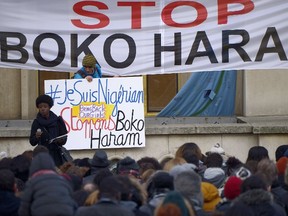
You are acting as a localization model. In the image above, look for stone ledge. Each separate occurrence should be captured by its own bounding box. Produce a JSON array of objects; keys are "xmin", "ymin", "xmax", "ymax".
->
[
  {"xmin": 145, "ymin": 123, "xmax": 253, "ymax": 134},
  {"xmin": 1, "ymin": 121, "xmax": 288, "ymax": 137}
]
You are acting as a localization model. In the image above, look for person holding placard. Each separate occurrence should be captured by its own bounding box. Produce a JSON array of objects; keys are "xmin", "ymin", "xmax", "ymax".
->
[
  {"xmin": 29, "ymin": 94, "xmax": 68, "ymax": 167},
  {"xmin": 73, "ymin": 54, "xmax": 102, "ymax": 82}
]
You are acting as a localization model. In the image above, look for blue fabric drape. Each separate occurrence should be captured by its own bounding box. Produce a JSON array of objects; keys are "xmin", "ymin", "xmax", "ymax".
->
[{"xmin": 157, "ymin": 70, "xmax": 237, "ymax": 117}]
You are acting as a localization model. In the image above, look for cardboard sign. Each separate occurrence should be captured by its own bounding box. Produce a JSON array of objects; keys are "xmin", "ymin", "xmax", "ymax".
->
[{"xmin": 44, "ymin": 77, "xmax": 145, "ymax": 150}]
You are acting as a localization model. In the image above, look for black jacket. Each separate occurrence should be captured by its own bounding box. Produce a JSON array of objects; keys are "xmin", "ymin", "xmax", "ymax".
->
[
  {"xmin": 29, "ymin": 111, "xmax": 67, "ymax": 167},
  {"xmin": 0, "ymin": 190, "xmax": 20, "ymax": 216},
  {"xmin": 75, "ymin": 198, "xmax": 135, "ymax": 216},
  {"xmin": 234, "ymin": 189, "xmax": 286, "ymax": 216}
]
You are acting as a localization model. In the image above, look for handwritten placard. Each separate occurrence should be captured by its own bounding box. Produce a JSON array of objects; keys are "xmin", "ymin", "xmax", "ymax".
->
[{"xmin": 44, "ymin": 77, "xmax": 145, "ymax": 150}]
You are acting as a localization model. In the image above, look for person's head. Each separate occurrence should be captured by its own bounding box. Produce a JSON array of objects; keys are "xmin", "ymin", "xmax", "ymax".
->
[
  {"xmin": 33, "ymin": 145, "xmax": 49, "ymax": 158},
  {"xmin": 240, "ymin": 174, "xmax": 268, "ymax": 193},
  {"xmin": 92, "ymin": 169, "xmax": 113, "ymax": 188},
  {"xmin": 154, "ymin": 191, "xmax": 196, "ymax": 216},
  {"xmin": 163, "ymin": 157, "xmax": 187, "ymax": 172},
  {"xmin": 116, "ymin": 156, "xmax": 140, "ymax": 179},
  {"xmin": 88, "ymin": 150, "xmax": 110, "ymax": 168},
  {"xmin": 204, "ymin": 153, "xmax": 223, "ymax": 168},
  {"xmin": 277, "ymin": 157, "xmax": 288, "ymax": 176},
  {"xmin": 116, "ymin": 175, "xmax": 147, "ymax": 207},
  {"xmin": 137, "ymin": 156, "xmax": 162, "ymax": 175},
  {"xmin": 29, "ymin": 152, "xmax": 56, "ymax": 177},
  {"xmin": 0, "ymin": 157, "xmax": 12, "ymax": 170},
  {"xmin": 181, "ymin": 151, "xmax": 199, "ymax": 168},
  {"xmin": 223, "ymin": 176, "xmax": 243, "ymax": 200},
  {"xmin": 256, "ymin": 158, "xmax": 278, "ymax": 186},
  {"xmin": 146, "ymin": 170, "xmax": 174, "ymax": 199},
  {"xmin": 173, "ymin": 170, "xmax": 203, "ymax": 207},
  {"xmin": 98, "ymin": 175, "xmax": 123, "ymax": 200},
  {"xmin": 140, "ymin": 168, "xmax": 156, "ymax": 184},
  {"xmin": 201, "ymin": 182, "xmax": 221, "ymax": 212},
  {"xmin": 10, "ymin": 154, "xmax": 31, "ymax": 183},
  {"xmin": 176, "ymin": 142, "xmax": 202, "ymax": 161},
  {"xmin": 82, "ymin": 54, "xmax": 96, "ymax": 73},
  {"xmin": 275, "ymin": 145, "xmax": 288, "ymax": 162},
  {"xmin": 225, "ymin": 156, "xmax": 244, "ymax": 176},
  {"xmin": 22, "ymin": 150, "xmax": 33, "ymax": 162},
  {"xmin": 246, "ymin": 146, "xmax": 269, "ymax": 163},
  {"xmin": 35, "ymin": 94, "xmax": 53, "ymax": 118},
  {"xmin": 0, "ymin": 169, "xmax": 16, "ymax": 192},
  {"xmin": 203, "ymin": 166, "xmax": 226, "ymax": 189}
]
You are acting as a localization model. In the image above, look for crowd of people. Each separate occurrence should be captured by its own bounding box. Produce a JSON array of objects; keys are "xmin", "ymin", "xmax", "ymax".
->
[{"xmin": 1, "ymin": 142, "xmax": 288, "ymax": 216}]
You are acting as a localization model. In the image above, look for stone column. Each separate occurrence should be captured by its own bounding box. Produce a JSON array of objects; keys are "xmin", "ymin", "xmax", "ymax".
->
[
  {"xmin": 21, "ymin": 69, "xmax": 38, "ymax": 119},
  {"xmin": 0, "ymin": 68, "xmax": 21, "ymax": 119}
]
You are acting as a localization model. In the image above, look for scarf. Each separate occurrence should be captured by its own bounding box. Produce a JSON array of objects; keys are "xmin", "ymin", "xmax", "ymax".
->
[{"xmin": 36, "ymin": 111, "xmax": 59, "ymax": 139}]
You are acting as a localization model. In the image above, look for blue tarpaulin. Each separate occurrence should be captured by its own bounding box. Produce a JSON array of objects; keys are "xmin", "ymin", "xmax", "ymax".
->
[{"xmin": 157, "ymin": 70, "xmax": 237, "ymax": 117}]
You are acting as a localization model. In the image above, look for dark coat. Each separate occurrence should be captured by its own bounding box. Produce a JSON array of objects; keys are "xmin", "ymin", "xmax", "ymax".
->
[
  {"xmin": 75, "ymin": 199, "xmax": 135, "ymax": 216},
  {"xmin": 18, "ymin": 153, "xmax": 77, "ymax": 216},
  {"xmin": 82, "ymin": 167, "xmax": 110, "ymax": 185},
  {"xmin": 29, "ymin": 111, "xmax": 67, "ymax": 167},
  {"xmin": 0, "ymin": 190, "xmax": 20, "ymax": 216},
  {"xmin": 271, "ymin": 182, "xmax": 288, "ymax": 215},
  {"xmin": 234, "ymin": 189, "xmax": 286, "ymax": 216},
  {"xmin": 216, "ymin": 198, "xmax": 232, "ymax": 213}
]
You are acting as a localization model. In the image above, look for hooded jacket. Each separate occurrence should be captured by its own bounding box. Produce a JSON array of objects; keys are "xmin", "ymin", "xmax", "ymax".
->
[
  {"xmin": 233, "ymin": 189, "xmax": 286, "ymax": 216},
  {"xmin": 18, "ymin": 153, "xmax": 77, "ymax": 216}
]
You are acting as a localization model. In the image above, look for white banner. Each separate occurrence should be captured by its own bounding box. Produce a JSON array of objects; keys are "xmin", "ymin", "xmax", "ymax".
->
[
  {"xmin": 44, "ymin": 77, "xmax": 145, "ymax": 150},
  {"xmin": 1, "ymin": 0, "xmax": 288, "ymax": 76}
]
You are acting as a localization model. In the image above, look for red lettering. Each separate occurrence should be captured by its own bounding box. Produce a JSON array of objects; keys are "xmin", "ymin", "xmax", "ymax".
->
[
  {"xmin": 162, "ymin": 1, "xmax": 207, "ymax": 28},
  {"xmin": 71, "ymin": 1, "xmax": 109, "ymax": 29},
  {"xmin": 218, "ymin": 0, "xmax": 254, "ymax": 24},
  {"xmin": 61, "ymin": 107, "xmax": 116, "ymax": 139},
  {"xmin": 60, "ymin": 107, "xmax": 71, "ymax": 131},
  {"xmin": 118, "ymin": 1, "xmax": 155, "ymax": 29}
]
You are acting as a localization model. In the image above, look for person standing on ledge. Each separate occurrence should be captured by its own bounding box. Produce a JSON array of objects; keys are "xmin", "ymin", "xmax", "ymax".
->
[
  {"xmin": 73, "ymin": 54, "xmax": 102, "ymax": 82},
  {"xmin": 29, "ymin": 94, "xmax": 68, "ymax": 167}
]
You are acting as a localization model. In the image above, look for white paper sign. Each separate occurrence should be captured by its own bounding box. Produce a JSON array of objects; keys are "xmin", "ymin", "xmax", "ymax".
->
[{"xmin": 44, "ymin": 77, "xmax": 145, "ymax": 150}]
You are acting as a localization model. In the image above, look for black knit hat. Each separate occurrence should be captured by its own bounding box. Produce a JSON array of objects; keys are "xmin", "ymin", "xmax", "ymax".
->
[{"xmin": 36, "ymin": 94, "xmax": 54, "ymax": 108}]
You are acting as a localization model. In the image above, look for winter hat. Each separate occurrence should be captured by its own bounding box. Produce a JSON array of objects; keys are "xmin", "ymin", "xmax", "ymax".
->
[
  {"xmin": 275, "ymin": 145, "xmax": 288, "ymax": 161},
  {"xmin": 210, "ymin": 143, "xmax": 225, "ymax": 154},
  {"xmin": 82, "ymin": 54, "xmax": 96, "ymax": 68},
  {"xmin": 224, "ymin": 176, "xmax": 243, "ymax": 200},
  {"xmin": 201, "ymin": 182, "xmax": 221, "ymax": 211},
  {"xmin": 117, "ymin": 156, "xmax": 140, "ymax": 177},
  {"xmin": 36, "ymin": 94, "xmax": 54, "ymax": 108},
  {"xmin": 0, "ymin": 151, "xmax": 8, "ymax": 160},
  {"xmin": 29, "ymin": 152, "xmax": 56, "ymax": 177},
  {"xmin": 89, "ymin": 150, "xmax": 110, "ymax": 168},
  {"xmin": 276, "ymin": 157, "xmax": 288, "ymax": 175},
  {"xmin": 169, "ymin": 163, "xmax": 198, "ymax": 178},
  {"xmin": 173, "ymin": 170, "xmax": 203, "ymax": 207},
  {"xmin": 203, "ymin": 167, "xmax": 226, "ymax": 188}
]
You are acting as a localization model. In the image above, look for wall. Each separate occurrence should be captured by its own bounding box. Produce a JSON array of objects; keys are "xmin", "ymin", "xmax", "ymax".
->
[
  {"xmin": 243, "ymin": 69, "xmax": 288, "ymax": 116},
  {"xmin": 1, "ymin": 118, "xmax": 288, "ymax": 163}
]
